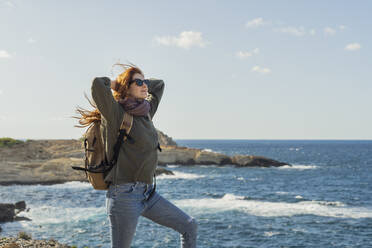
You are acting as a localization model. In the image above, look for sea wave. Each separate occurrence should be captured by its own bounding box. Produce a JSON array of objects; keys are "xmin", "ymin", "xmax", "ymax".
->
[
  {"xmin": 278, "ymin": 164, "xmax": 318, "ymax": 170},
  {"xmin": 202, "ymin": 148, "xmax": 221, "ymax": 153},
  {"xmin": 174, "ymin": 193, "xmax": 372, "ymax": 219},
  {"xmin": 236, "ymin": 177, "xmax": 262, "ymax": 181},
  {"xmin": 18, "ymin": 205, "xmax": 106, "ymax": 225},
  {"xmin": 264, "ymin": 231, "xmax": 281, "ymax": 237},
  {"xmin": 165, "ymin": 165, "xmax": 179, "ymax": 168},
  {"xmin": 157, "ymin": 171, "xmax": 205, "ymax": 180},
  {"xmin": 45, "ymin": 181, "xmax": 92, "ymax": 189}
]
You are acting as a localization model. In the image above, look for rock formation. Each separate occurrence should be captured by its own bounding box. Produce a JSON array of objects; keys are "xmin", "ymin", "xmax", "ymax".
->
[
  {"xmin": 0, "ymin": 235, "xmax": 71, "ymax": 248},
  {"xmin": 0, "ymin": 201, "xmax": 25, "ymax": 222},
  {"xmin": 0, "ymin": 201, "xmax": 30, "ymax": 233},
  {"xmin": 0, "ymin": 131, "xmax": 290, "ymax": 185}
]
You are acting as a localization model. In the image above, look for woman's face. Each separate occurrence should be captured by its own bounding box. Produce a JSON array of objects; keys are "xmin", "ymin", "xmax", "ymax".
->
[{"xmin": 127, "ymin": 73, "xmax": 148, "ymax": 100}]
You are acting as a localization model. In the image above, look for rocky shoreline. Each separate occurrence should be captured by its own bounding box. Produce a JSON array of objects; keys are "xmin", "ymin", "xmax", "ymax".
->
[
  {"xmin": 0, "ymin": 235, "xmax": 72, "ymax": 248},
  {"xmin": 0, "ymin": 133, "xmax": 291, "ymax": 243},
  {"xmin": 0, "ymin": 131, "xmax": 291, "ymax": 186},
  {"xmin": 0, "ymin": 201, "xmax": 31, "ymax": 234}
]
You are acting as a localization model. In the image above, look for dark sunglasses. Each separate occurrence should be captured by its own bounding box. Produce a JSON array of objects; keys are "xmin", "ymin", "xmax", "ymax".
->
[{"xmin": 130, "ymin": 78, "xmax": 149, "ymax": 87}]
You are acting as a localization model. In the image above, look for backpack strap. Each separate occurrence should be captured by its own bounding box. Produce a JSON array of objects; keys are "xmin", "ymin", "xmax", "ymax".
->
[
  {"xmin": 120, "ymin": 112, "xmax": 134, "ymax": 140},
  {"xmin": 112, "ymin": 112, "xmax": 133, "ymax": 185},
  {"xmin": 146, "ymin": 112, "xmax": 158, "ymax": 198}
]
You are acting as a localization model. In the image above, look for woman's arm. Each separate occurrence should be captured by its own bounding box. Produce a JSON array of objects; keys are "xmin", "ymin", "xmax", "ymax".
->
[
  {"xmin": 91, "ymin": 77, "xmax": 122, "ymax": 123},
  {"xmin": 146, "ymin": 78, "xmax": 165, "ymax": 119}
]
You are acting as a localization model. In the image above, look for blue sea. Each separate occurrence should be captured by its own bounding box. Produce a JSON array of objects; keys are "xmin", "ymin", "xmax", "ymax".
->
[{"xmin": 1, "ymin": 140, "xmax": 371, "ymax": 248}]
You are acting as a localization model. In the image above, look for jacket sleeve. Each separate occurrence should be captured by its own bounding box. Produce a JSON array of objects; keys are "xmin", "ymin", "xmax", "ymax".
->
[
  {"xmin": 91, "ymin": 77, "xmax": 122, "ymax": 124},
  {"xmin": 147, "ymin": 78, "xmax": 165, "ymax": 119}
]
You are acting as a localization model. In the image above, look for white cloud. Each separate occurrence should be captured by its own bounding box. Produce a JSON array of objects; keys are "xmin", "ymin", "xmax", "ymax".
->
[
  {"xmin": 252, "ymin": 66, "xmax": 271, "ymax": 74},
  {"xmin": 324, "ymin": 27, "xmax": 336, "ymax": 35},
  {"xmin": 245, "ymin": 17, "xmax": 266, "ymax": 28},
  {"xmin": 0, "ymin": 50, "xmax": 11, "ymax": 58},
  {"xmin": 339, "ymin": 25, "xmax": 347, "ymax": 30},
  {"xmin": 309, "ymin": 29, "xmax": 316, "ymax": 36},
  {"xmin": 345, "ymin": 43, "xmax": 361, "ymax": 51},
  {"xmin": 0, "ymin": 89, "xmax": 2, "ymax": 95},
  {"xmin": 236, "ymin": 48, "xmax": 259, "ymax": 59},
  {"xmin": 274, "ymin": 26, "xmax": 306, "ymax": 36},
  {"xmin": 2, "ymin": 1, "xmax": 15, "ymax": 8},
  {"xmin": 27, "ymin": 37, "xmax": 36, "ymax": 43},
  {"xmin": 236, "ymin": 51, "xmax": 253, "ymax": 58},
  {"xmin": 154, "ymin": 31, "xmax": 208, "ymax": 49}
]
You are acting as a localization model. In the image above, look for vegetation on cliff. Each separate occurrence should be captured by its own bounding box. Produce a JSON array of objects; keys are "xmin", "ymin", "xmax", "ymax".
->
[{"xmin": 0, "ymin": 138, "xmax": 25, "ymax": 148}]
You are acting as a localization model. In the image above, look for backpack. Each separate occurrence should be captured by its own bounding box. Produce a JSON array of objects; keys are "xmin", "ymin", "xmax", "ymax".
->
[{"xmin": 72, "ymin": 112, "xmax": 134, "ymax": 190}]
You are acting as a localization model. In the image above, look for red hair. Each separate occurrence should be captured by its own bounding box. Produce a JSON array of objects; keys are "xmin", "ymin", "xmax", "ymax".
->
[{"xmin": 73, "ymin": 62, "xmax": 143, "ymax": 128}]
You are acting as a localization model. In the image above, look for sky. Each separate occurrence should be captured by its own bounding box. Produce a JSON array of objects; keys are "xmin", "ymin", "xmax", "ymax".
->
[{"xmin": 0, "ymin": 0, "xmax": 371, "ymax": 140}]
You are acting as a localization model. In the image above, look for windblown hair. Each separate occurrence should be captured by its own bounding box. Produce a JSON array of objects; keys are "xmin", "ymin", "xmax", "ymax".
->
[{"xmin": 73, "ymin": 62, "xmax": 144, "ymax": 128}]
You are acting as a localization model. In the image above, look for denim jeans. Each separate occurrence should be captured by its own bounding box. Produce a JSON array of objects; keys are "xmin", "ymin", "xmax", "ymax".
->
[{"xmin": 106, "ymin": 181, "xmax": 198, "ymax": 248}]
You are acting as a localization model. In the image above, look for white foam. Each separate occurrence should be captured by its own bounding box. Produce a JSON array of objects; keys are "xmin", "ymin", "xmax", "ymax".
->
[
  {"xmin": 6, "ymin": 181, "xmax": 92, "ymax": 192},
  {"xmin": 45, "ymin": 181, "xmax": 92, "ymax": 189},
  {"xmin": 248, "ymin": 177, "xmax": 261, "ymax": 181},
  {"xmin": 202, "ymin": 148, "xmax": 220, "ymax": 153},
  {"xmin": 157, "ymin": 171, "xmax": 205, "ymax": 180},
  {"xmin": 291, "ymin": 228, "xmax": 308, "ymax": 233},
  {"xmin": 236, "ymin": 177, "xmax": 261, "ymax": 181},
  {"xmin": 166, "ymin": 165, "xmax": 179, "ymax": 168},
  {"xmin": 174, "ymin": 193, "xmax": 372, "ymax": 219},
  {"xmin": 18, "ymin": 205, "xmax": 106, "ymax": 225},
  {"xmin": 264, "ymin": 231, "xmax": 280, "ymax": 237},
  {"xmin": 278, "ymin": 164, "xmax": 318, "ymax": 170},
  {"xmin": 276, "ymin": 191, "xmax": 289, "ymax": 195}
]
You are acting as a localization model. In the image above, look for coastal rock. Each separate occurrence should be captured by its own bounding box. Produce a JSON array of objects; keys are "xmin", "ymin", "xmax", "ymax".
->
[
  {"xmin": 157, "ymin": 130, "xmax": 178, "ymax": 146},
  {"xmin": 195, "ymin": 150, "xmax": 232, "ymax": 165},
  {"xmin": 158, "ymin": 146, "xmax": 289, "ymax": 167},
  {"xmin": 0, "ymin": 157, "xmax": 175, "ymax": 185},
  {"xmin": 155, "ymin": 167, "xmax": 175, "ymax": 176},
  {"xmin": 158, "ymin": 146, "xmax": 234, "ymax": 165},
  {"xmin": 0, "ymin": 201, "xmax": 29, "ymax": 223},
  {"xmin": 0, "ymin": 235, "xmax": 71, "ymax": 248},
  {"xmin": 0, "ymin": 132, "xmax": 291, "ymax": 185},
  {"xmin": 232, "ymin": 155, "xmax": 288, "ymax": 167},
  {"xmin": 158, "ymin": 146, "xmax": 198, "ymax": 165}
]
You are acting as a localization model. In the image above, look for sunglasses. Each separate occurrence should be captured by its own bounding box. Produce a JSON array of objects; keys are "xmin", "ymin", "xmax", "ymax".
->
[{"xmin": 130, "ymin": 78, "xmax": 149, "ymax": 87}]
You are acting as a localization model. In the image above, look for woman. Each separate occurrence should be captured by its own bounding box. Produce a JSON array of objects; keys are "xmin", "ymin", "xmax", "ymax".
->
[{"xmin": 81, "ymin": 63, "xmax": 197, "ymax": 248}]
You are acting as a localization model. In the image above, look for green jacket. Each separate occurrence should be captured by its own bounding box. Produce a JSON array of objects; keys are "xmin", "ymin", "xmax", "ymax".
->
[{"xmin": 91, "ymin": 77, "xmax": 165, "ymax": 185}]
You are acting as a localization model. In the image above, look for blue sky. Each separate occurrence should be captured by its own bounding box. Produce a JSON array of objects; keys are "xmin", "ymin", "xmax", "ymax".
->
[{"xmin": 0, "ymin": 0, "xmax": 371, "ymax": 140}]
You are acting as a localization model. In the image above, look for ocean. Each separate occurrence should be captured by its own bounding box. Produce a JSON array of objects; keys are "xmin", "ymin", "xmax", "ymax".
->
[{"xmin": 1, "ymin": 140, "xmax": 371, "ymax": 248}]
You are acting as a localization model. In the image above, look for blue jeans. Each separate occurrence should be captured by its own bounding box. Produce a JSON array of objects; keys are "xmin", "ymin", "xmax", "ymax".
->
[{"xmin": 106, "ymin": 181, "xmax": 198, "ymax": 248}]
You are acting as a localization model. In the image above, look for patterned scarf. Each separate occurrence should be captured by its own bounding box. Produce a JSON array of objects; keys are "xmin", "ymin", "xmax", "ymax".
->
[{"xmin": 118, "ymin": 97, "xmax": 150, "ymax": 116}]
